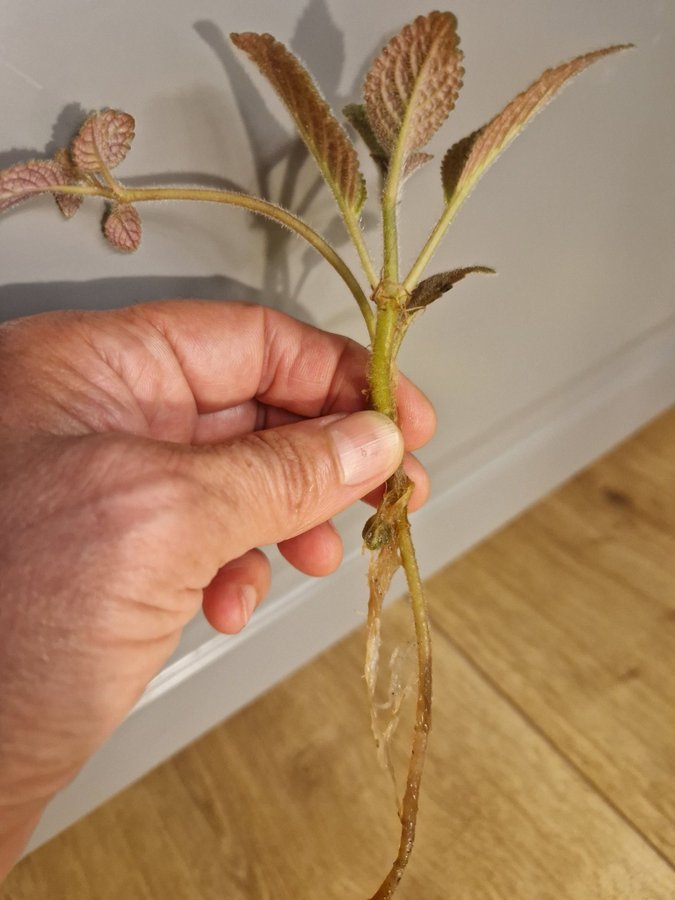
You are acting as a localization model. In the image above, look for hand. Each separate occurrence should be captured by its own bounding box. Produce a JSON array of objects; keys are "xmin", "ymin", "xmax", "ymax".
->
[{"xmin": 0, "ymin": 300, "xmax": 435, "ymax": 874}]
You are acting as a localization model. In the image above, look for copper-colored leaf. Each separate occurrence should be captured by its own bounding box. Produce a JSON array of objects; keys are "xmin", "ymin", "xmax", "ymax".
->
[
  {"xmin": 71, "ymin": 110, "xmax": 135, "ymax": 173},
  {"xmin": 231, "ymin": 32, "xmax": 366, "ymax": 214},
  {"xmin": 403, "ymin": 152, "xmax": 434, "ymax": 179},
  {"xmin": 363, "ymin": 11, "xmax": 463, "ymax": 164},
  {"xmin": 408, "ymin": 265, "xmax": 495, "ymax": 309},
  {"xmin": 344, "ymin": 103, "xmax": 388, "ymax": 172},
  {"xmin": 52, "ymin": 149, "xmax": 84, "ymax": 218},
  {"xmin": 440, "ymin": 131, "xmax": 479, "ymax": 205},
  {"xmin": 345, "ymin": 103, "xmax": 433, "ymax": 181},
  {"xmin": 103, "ymin": 203, "xmax": 141, "ymax": 252},
  {"xmin": 442, "ymin": 44, "xmax": 632, "ymax": 204},
  {"xmin": 0, "ymin": 159, "xmax": 70, "ymax": 212}
]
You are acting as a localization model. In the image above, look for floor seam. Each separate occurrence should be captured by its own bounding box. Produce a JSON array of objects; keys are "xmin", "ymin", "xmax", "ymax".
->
[{"xmin": 428, "ymin": 612, "xmax": 675, "ymax": 876}]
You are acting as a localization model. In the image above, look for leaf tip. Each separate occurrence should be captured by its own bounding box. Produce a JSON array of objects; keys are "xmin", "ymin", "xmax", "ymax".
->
[{"xmin": 71, "ymin": 109, "xmax": 135, "ymax": 173}]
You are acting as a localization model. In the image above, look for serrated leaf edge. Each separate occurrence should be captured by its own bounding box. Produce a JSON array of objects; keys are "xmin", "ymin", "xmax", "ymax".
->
[
  {"xmin": 231, "ymin": 32, "xmax": 366, "ymax": 216},
  {"xmin": 442, "ymin": 44, "xmax": 633, "ymax": 206},
  {"xmin": 408, "ymin": 265, "xmax": 496, "ymax": 309}
]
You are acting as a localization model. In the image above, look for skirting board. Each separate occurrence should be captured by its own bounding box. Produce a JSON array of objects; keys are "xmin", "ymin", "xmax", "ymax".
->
[{"xmin": 26, "ymin": 314, "xmax": 675, "ymax": 854}]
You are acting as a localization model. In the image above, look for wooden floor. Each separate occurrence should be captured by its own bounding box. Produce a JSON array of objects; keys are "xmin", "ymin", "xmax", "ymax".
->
[{"xmin": 3, "ymin": 409, "xmax": 674, "ymax": 899}]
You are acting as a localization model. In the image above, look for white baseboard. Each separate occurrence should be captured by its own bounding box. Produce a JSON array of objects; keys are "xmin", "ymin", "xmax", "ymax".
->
[{"xmin": 26, "ymin": 315, "xmax": 675, "ymax": 854}]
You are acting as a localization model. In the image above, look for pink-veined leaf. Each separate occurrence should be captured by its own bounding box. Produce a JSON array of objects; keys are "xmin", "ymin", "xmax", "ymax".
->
[
  {"xmin": 52, "ymin": 149, "xmax": 84, "ymax": 218},
  {"xmin": 103, "ymin": 203, "xmax": 141, "ymax": 252},
  {"xmin": 0, "ymin": 159, "xmax": 71, "ymax": 212},
  {"xmin": 408, "ymin": 265, "xmax": 495, "ymax": 310},
  {"xmin": 71, "ymin": 110, "xmax": 135, "ymax": 173},
  {"xmin": 231, "ymin": 31, "xmax": 366, "ymax": 215},
  {"xmin": 442, "ymin": 44, "xmax": 633, "ymax": 204},
  {"xmin": 363, "ymin": 12, "xmax": 463, "ymax": 166}
]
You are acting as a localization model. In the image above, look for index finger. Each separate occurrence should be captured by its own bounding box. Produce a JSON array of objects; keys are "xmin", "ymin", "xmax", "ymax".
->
[{"xmin": 132, "ymin": 300, "xmax": 436, "ymax": 451}]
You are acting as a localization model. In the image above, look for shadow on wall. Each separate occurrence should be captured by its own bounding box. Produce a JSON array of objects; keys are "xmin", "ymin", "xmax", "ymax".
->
[
  {"xmin": 0, "ymin": 0, "xmax": 378, "ymax": 326},
  {"xmin": 0, "ymin": 276, "xmax": 263, "ymax": 324}
]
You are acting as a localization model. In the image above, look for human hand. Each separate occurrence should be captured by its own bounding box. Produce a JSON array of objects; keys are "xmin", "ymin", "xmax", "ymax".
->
[{"xmin": 0, "ymin": 300, "xmax": 435, "ymax": 874}]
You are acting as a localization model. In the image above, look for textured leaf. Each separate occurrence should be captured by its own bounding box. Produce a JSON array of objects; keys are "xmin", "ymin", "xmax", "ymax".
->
[
  {"xmin": 0, "ymin": 159, "xmax": 70, "ymax": 212},
  {"xmin": 231, "ymin": 31, "xmax": 366, "ymax": 214},
  {"xmin": 53, "ymin": 149, "xmax": 84, "ymax": 218},
  {"xmin": 363, "ymin": 11, "xmax": 463, "ymax": 165},
  {"xmin": 71, "ymin": 110, "xmax": 135, "ymax": 173},
  {"xmin": 408, "ymin": 266, "xmax": 495, "ymax": 310},
  {"xmin": 344, "ymin": 103, "xmax": 388, "ymax": 172},
  {"xmin": 442, "ymin": 44, "xmax": 632, "ymax": 204},
  {"xmin": 103, "ymin": 203, "xmax": 141, "ymax": 252},
  {"xmin": 345, "ymin": 103, "xmax": 433, "ymax": 181},
  {"xmin": 403, "ymin": 152, "xmax": 434, "ymax": 179}
]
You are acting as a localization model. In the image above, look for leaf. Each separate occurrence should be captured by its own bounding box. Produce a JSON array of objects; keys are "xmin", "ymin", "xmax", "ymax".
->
[
  {"xmin": 71, "ymin": 109, "xmax": 135, "ymax": 173},
  {"xmin": 363, "ymin": 11, "xmax": 463, "ymax": 165},
  {"xmin": 103, "ymin": 203, "xmax": 141, "ymax": 252},
  {"xmin": 52, "ymin": 149, "xmax": 84, "ymax": 218},
  {"xmin": 231, "ymin": 31, "xmax": 366, "ymax": 214},
  {"xmin": 345, "ymin": 103, "xmax": 434, "ymax": 182},
  {"xmin": 0, "ymin": 159, "xmax": 71, "ymax": 212},
  {"xmin": 403, "ymin": 152, "xmax": 434, "ymax": 180},
  {"xmin": 344, "ymin": 103, "xmax": 388, "ymax": 172},
  {"xmin": 408, "ymin": 266, "xmax": 496, "ymax": 310},
  {"xmin": 440, "ymin": 131, "xmax": 479, "ymax": 206},
  {"xmin": 442, "ymin": 44, "xmax": 633, "ymax": 204}
]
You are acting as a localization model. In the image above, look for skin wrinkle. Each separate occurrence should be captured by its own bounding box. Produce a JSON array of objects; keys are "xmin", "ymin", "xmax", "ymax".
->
[{"xmin": 103, "ymin": 313, "xmax": 198, "ymax": 437}]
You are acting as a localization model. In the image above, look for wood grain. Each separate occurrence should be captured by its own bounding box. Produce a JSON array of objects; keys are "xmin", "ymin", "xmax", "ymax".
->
[
  {"xmin": 427, "ymin": 408, "xmax": 675, "ymax": 865},
  {"xmin": 2, "ymin": 409, "xmax": 674, "ymax": 898}
]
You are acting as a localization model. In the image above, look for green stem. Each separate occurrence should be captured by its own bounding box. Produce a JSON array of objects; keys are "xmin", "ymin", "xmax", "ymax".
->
[
  {"xmin": 403, "ymin": 191, "xmax": 464, "ymax": 292},
  {"xmin": 342, "ymin": 208, "xmax": 379, "ymax": 289},
  {"xmin": 368, "ymin": 303, "xmax": 400, "ymax": 421},
  {"xmin": 367, "ymin": 295, "xmax": 433, "ymax": 900},
  {"xmin": 381, "ymin": 156, "xmax": 404, "ymax": 283},
  {"xmin": 53, "ymin": 183, "xmax": 375, "ymax": 340}
]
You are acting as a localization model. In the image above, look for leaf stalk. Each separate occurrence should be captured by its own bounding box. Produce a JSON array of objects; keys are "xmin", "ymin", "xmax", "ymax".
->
[{"xmin": 54, "ymin": 182, "xmax": 375, "ymax": 339}]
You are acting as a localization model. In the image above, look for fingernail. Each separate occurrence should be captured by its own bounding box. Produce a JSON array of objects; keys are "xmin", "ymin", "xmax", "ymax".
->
[
  {"xmin": 327, "ymin": 411, "xmax": 403, "ymax": 486},
  {"xmin": 239, "ymin": 585, "xmax": 258, "ymax": 625}
]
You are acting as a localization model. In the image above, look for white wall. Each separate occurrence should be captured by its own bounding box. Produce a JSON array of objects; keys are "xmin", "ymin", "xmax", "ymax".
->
[{"xmin": 1, "ymin": 0, "xmax": 673, "ymax": 848}]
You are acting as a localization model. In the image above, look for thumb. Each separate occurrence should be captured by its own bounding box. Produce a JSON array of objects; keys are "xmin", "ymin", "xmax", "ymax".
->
[{"xmin": 182, "ymin": 410, "xmax": 404, "ymax": 563}]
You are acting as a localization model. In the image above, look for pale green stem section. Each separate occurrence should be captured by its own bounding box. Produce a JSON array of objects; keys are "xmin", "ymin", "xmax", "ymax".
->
[
  {"xmin": 368, "ymin": 304, "xmax": 400, "ymax": 421},
  {"xmin": 53, "ymin": 183, "xmax": 375, "ymax": 340},
  {"xmin": 367, "ymin": 289, "xmax": 433, "ymax": 899},
  {"xmin": 403, "ymin": 191, "xmax": 465, "ymax": 292},
  {"xmin": 342, "ymin": 208, "xmax": 379, "ymax": 290},
  {"xmin": 381, "ymin": 150, "xmax": 405, "ymax": 282}
]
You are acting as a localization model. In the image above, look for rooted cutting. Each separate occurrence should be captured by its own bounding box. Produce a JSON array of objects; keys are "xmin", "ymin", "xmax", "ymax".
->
[{"xmin": 0, "ymin": 12, "xmax": 631, "ymax": 897}]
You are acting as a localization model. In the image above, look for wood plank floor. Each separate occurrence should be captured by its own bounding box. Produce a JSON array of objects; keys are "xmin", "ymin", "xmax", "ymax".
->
[{"xmin": 2, "ymin": 409, "xmax": 674, "ymax": 899}]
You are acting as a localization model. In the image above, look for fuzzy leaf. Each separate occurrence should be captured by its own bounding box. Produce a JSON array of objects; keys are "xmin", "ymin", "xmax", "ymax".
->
[
  {"xmin": 442, "ymin": 44, "xmax": 632, "ymax": 204},
  {"xmin": 403, "ymin": 152, "xmax": 434, "ymax": 179},
  {"xmin": 408, "ymin": 265, "xmax": 495, "ymax": 310},
  {"xmin": 345, "ymin": 103, "xmax": 433, "ymax": 181},
  {"xmin": 363, "ymin": 11, "xmax": 463, "ymax": 165},
  {"xmin": 0, "ymin": 159, "xmax": 71, "ymax": 212},
  {"xmin": 52, "ymin": 149, "xmax": 84, "ymax": 218},
  {"xmin": 344, "ymin": 103, "xmax": 388, "ymax": 172},
  {"xmin": 103, "ymin": 203, "xmax": 141, "ymax": 252},
  {"xmin": 231, "ymin": 31, "xmax": 366, "ymax": 214},
  {"xmin": 71, "ymin": 110, "xmax": 135, "ymax": 173}
]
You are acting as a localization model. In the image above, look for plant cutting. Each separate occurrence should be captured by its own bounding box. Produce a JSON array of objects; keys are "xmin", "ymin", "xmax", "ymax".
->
[{"xmin": 0, "ymin": 11, "xmax": 631, "ymax": 898}]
